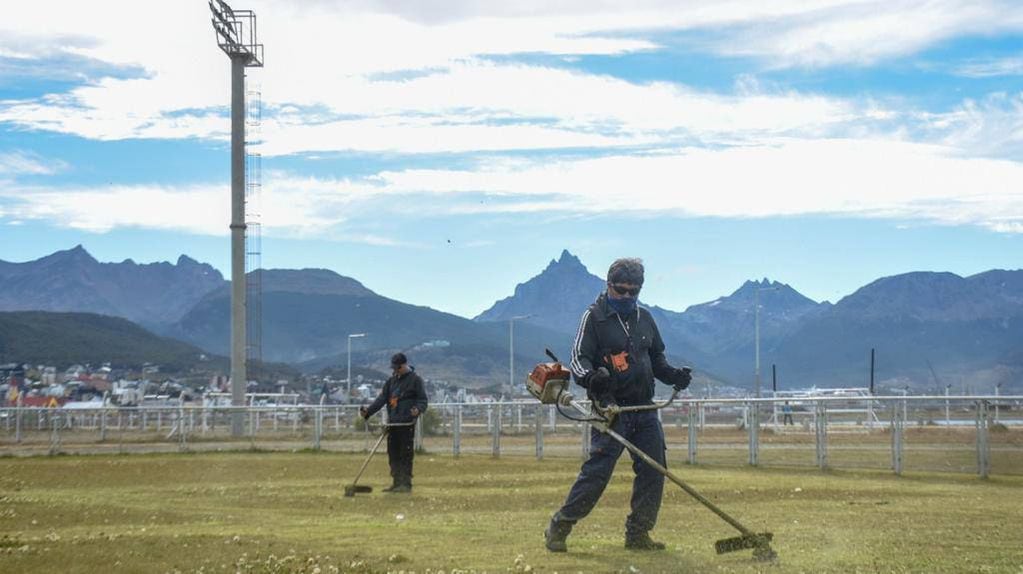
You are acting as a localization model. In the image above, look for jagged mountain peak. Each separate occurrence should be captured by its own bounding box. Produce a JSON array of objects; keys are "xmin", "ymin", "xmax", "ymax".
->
[
  {"xmin": 42, "ymin": 244, "xmax": 97, "ymax": 265},
  {"xmin": 712, "ymin": 278, "xmax": 818, "ymax": 311},
  {"xmin": 474, "ymin": 251, "xmax": 604, "ymax": 332},
  {"xmin": 550, "ymin": 249, "xmax": 584, "ymax": 268}
]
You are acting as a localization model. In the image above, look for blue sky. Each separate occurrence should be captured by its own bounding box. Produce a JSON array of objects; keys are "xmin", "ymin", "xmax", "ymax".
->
[{"xmin": 1, "ymin": 1, "xmax": 1022, "ymax": 318}]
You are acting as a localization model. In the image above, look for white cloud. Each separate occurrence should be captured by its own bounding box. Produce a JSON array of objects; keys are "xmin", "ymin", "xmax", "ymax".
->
[
  {"xmin": 1, "ymin": 1, "xmax": 1022, "ymax": 239},
  {"xmin": 4, "ymin": 138, "xmax": 1021, "ymax": 236},
  {"xmin": 712, "ymin": 1, "xmax": 1023, "ymax": 68},
  {"xmin": 0, "ymin": 151, "xmax": 64, "ymax": 176},
  {"xmin": 1, "ymin": 59, "xmax": 868, "ymax": 154},
  {"xmin": 2, "ymin": 0, "xmax": 1020, "ymax": 151},
  {"xmin": 915, "ymin": 92, "xmax": 1023, "ymax": 159},
  {"xmin": 952, "ymin": 56, "xmax": 1023, "ymax": 78}
]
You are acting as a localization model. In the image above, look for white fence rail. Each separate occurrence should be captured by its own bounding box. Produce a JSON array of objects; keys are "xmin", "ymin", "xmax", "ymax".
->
[{"xmin": 2, "ymin": 396, "xmax": 1020, "ymax": 477}]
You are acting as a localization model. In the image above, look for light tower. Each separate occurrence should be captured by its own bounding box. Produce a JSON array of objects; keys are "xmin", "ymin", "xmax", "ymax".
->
[{"xmin": 209, "ymin": 0, "xmax": 263, "ymax": 436}]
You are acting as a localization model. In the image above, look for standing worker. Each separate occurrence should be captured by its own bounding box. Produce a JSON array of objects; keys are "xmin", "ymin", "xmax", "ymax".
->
[
  {"xmin": 545, "ymin": 258, "xmax": 692, "ymax": 552},
  {"xmin": 360, "ymin": 353, "xmax": 429, "ymax": 493}
]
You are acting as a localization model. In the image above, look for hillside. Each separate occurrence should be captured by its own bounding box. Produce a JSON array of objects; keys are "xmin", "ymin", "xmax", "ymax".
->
[
  {"xmin": 0, "ymin": 311, "xmax": 213, "ymax": 371},
  {"xmin": 173, "ymin": 268, "xmax": 574, "ymax": 386}
]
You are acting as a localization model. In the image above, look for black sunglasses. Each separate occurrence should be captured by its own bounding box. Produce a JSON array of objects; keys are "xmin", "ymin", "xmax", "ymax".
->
[{"xmin": 610, "ymin": 283, "xmax": 641, "ymax": 297}]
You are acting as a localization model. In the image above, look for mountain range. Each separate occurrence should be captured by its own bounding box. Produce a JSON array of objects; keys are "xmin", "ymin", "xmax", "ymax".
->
[
  {"xmin": 0, "ymin": 245, "xmax": 224, "ymax": 329},
  {"xmin": 1, "ymin": 246, "xmax": 1020, "ymax": 391}
]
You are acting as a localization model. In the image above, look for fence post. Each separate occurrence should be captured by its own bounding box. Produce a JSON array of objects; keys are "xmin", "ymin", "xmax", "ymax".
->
[
  {"xmin": 581, "ymin": 422, "xmax": 590, "ymax": 461},
  {"xmin": 517, "ymin": 404, "xmax": 522, "ymax": 432},
  {"xmin": 49, "ymin": 415, "xmax": 61, "ymax": 455},
  {"xmin": 178, "ymin": 403, "xmax": 187, "ymax": 451},
  {"xmin": 492, "ymin": 405, "xmax": 502, "ymax": 458},
  {"xmin": 453, "ymin": 405, "xmax": 462, "ymax": 458},
  {"xmin": 687, "ymin": 403, "xmax": 697, "ymax": 464},
  {"xmin": 15, "ymin": 398, "xmax": 23, "ymax": 443},
  {"xmin": 535, "ymin": 405, "xmax": 544, "ymax": 460},
  {"xmin": 549, "ymin": 405, "xmax": 556, "ymax": 432},
  {"xmin": 976, "ymin": 401, "xmax": 990, "ymax": 479},
  {"xmin": 99, "ymin": 407, "xmax": 107, "ymax": 442},
  {"xmin": 414, "ymin": 416, "xmax": 424, "ymax": 453},
  {"xmin": 314, "ymin": 408, "xmax": 322, "ymax": 451},
  {"xmin": 748, "ymin": 400, "xmax": 759, "ymax": 466},
  {"xmin": 891, "ymin": 398, "xmax": 903, "ymax": 476},
  {"xmin": 815, "ymin": 400, "xmax": 828, "ymax": 470}
]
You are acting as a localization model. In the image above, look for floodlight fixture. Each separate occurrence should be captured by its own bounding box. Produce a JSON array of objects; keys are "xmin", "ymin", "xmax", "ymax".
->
[{"xmin": 209, "ymin": 0, "xmax": 263, "ymax": 67}]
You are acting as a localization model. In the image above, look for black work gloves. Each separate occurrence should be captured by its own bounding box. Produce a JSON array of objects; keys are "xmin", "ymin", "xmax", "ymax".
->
[
  {"xmin": 586, "ymin": 367, "xmax": 615, "ymax": 408},
  {"xmin": 671, "ymin": 367, "xmax": 693, "ymax": 391},
  {"xmin": 587, "ymin": 367, "xmax": 612, "ymax": 392},
  {"xmin": 359, "ymin": 406, "xmax": 369, "ymax": 419}
]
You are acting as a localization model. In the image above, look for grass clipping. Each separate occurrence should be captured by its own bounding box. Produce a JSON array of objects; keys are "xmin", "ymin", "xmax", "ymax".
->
[{"xmin": 0, "ymin": 452, "xmax": 1021, "ymax": 573}]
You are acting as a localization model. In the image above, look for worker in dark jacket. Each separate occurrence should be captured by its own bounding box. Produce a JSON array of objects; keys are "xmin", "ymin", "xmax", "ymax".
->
[
  {"xmin": 545, "ymin": 258, "xmax": 692, "ymax": 552},
  {"xmin": 360, "ymin": 353, "xmax": 428, "ymax": 493}
]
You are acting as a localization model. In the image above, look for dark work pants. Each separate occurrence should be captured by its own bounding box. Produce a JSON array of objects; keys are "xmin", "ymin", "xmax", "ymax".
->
[
  {"xmin": 554, "ymin": 410, "xmax": 666, "ymax": 536},
  {"xmin": 387, "ymin": 425, "xmax": 416, "ymax": 487}
]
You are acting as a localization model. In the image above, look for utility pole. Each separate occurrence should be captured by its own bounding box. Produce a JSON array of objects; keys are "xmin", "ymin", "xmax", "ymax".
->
[{"xmin": 209, "ymin": 0, "xmax": 264, "ymax": 436}]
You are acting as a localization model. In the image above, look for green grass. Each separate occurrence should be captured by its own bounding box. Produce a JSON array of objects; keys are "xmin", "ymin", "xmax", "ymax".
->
[{"xmin": 1, "ymin": 451, "xmax": 1022, "ymax": 573}]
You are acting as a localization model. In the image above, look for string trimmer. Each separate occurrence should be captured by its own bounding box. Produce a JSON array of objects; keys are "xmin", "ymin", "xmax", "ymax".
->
[
  {"xmin": 343, "ymin": 421, "xmax": 415, "ymax": 497},
  {"xmin": 527, "ymin": 349, "xmax": 778, "ymax": 562}
]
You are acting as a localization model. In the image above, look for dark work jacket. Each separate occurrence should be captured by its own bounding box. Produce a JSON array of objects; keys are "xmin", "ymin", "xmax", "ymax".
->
[
  {"xmin": 365, "ymin": 369, "xmax": 429, "ymax": 423},
  {"xmin": 569, "ymin": 292, "xmax": 676, "ymax": 406}
]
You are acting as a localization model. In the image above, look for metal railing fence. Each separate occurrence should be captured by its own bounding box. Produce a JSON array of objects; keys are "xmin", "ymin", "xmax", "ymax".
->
[{"xmin": 2, "ymin": 396, "xmax": 1020, "ymax": 478}]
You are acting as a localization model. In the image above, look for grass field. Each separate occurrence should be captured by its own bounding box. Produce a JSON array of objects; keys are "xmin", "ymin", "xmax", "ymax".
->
[{"xmin": 1, "ymin": 450, "xmax": 1022, "ymax": 573}]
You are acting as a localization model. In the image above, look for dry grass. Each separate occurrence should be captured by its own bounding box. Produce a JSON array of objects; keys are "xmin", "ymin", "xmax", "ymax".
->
[{"xmin": 1, "ymin": 449, "xmax": 1022, "ymax": 573}]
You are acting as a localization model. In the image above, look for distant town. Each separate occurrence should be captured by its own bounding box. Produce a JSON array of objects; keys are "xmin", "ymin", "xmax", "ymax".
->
[{"xmin": 0, "ymin": 359, "xmax": 557, "ymax": 409}]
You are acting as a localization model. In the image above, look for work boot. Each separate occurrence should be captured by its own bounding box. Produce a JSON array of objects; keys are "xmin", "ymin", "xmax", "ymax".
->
[
  {"xmin": 381, "ymin": 483, "xmax": 399, "ymax": 493},
  {"xmin": 625, "ymin": 531, "xmax": 666, "ymax": 551},
  {"xmin": 544, "ymin": 517, "xmax": 573, "ymax": 552}
]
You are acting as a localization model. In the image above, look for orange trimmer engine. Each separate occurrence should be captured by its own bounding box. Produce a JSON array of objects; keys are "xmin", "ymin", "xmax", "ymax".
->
[{"xmin": 526, "ymin": 349, "xmax": 572, "ymax": 404}]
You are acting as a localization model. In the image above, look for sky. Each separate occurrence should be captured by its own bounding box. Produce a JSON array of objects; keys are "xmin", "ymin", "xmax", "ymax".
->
[{"xmin": 1, "ymin": 0, "xmax": 1022, "ymax": 318}]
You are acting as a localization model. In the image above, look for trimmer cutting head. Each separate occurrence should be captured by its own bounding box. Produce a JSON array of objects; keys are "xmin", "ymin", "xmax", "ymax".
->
[
  {"xmin": 343, "ymin": 485, "xmax": 373, "ymax": 497},
  {"xmin": 715, "ymin": 532, "xmax": 777, "ymax": 562}
]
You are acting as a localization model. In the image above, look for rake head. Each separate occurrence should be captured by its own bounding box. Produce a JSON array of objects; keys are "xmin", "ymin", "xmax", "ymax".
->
[
  {"xmin": 343, "ymin": 485, "xmax": 373, "ymax": 497},
  {"xmin": 715, "ymin": 532, "xmax": 777, "ymax": 562}
]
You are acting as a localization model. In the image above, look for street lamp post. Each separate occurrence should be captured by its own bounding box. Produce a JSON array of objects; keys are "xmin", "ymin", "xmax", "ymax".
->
[
  {"xmin": 509, "ymin": 315, "xmax": 532, "ymax": 396},
  {"xmin": 347, "ymin": 333, "xmax": 367, "ymax": 399},
  {"xmin": 754, "ymin": 286, "xmax": 778, "ymax": 399}
]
